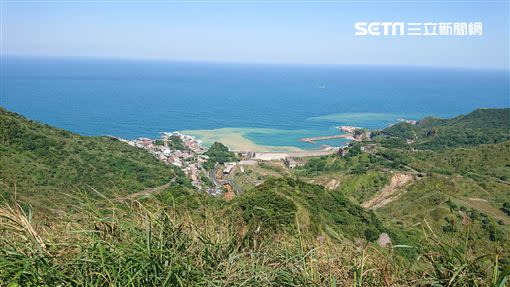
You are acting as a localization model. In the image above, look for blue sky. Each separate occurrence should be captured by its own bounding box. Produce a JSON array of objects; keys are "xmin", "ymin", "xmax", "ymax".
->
[{"xmin": 1, "ymin": 1, "xmax": 509, "ymax": 69}]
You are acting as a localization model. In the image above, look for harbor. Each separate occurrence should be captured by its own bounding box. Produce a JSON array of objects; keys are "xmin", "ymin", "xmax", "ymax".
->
[{"xmin": 298, "ymin": 125, "xmax": 369, "ymax": 144}]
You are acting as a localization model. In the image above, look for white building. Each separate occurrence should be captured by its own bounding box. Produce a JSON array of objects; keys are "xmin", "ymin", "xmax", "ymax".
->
[{"xmin": 223, "ymin": 162, "xmax": 236, "ymax": 175}]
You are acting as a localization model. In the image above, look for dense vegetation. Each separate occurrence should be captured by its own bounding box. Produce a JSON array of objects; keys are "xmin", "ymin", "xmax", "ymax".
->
[
  {"xmin": 170, "ymin": 135, "xmax": 186, "ymax": 150},
  {"xmin": 0, "ymin": 108, "xmax": 176, "ymax": 209},
  {"xmin": 378, "ymin": 108, "xmax": 510, "ymax": 150},
  {"xmin": 296, "ymin": 150, "xmax": 394, "ymax": 177},
  {"xmin": 236, "ymin": 177, "xmax": 390, "ymax": 241},
  {"xmin": 0, "ymin": 108, "xmax": 509, "ymax": 286},
  {"xmin": 1, "ymin": 176, "xmax": 506, "ymax": 286},
  {"xmin": 203, "ymin": 141, "xmax": 238, "ymax": 170},
  {"xmin": 156, "ymin": 134, "xmax": 186, "ymax": 150},
  {"xmin": 291, "ymin": 109, "xmax": 510, "ymax": 282}
]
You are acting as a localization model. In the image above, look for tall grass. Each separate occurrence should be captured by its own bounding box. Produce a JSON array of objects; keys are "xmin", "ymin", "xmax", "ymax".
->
[
  {"xmin": 413, "ymin": 220, "xmax": 508, "ymax": 287},
  {"xmin": 0, "ymin": 194, "xmax": 507, "ymax": 286}
]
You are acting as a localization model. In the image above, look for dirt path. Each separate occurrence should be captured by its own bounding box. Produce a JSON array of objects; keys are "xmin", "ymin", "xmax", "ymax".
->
[
  {"xmin": 362, "ymin": 173, "xmax": 414, "ymax": 209},
  {"xmin": 467, "ymin": 197, "xmax": 488, "ymax": 202},
  {"xmin": 455, "ymin": 197, "xmax": 510, "ymax": 225},
  {"xmin": 115, "ymin": 181, "xmax": 173, "ymax": 202},
  {"xmin": 325, "ymin": 179, "xmax": 340, "ymax": 190}
]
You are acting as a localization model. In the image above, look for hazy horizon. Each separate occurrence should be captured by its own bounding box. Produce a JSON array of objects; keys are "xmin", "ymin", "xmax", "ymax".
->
[
  {"xmin": 2, "ymin": 55, "xmax": 509, "ymax": 72},
  {"xmin": 2, "ymin": 1, "xmax": 509, "ymax": 69}
]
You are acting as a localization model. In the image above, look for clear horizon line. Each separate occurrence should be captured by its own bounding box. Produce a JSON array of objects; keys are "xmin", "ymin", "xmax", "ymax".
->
[{"xmin": 1, "ymin": 54, "xmax": 509, "ymax": 72}]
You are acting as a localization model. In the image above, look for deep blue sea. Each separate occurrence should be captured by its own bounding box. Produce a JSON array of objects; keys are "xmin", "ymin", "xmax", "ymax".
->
[{"xmin": 2, "ymin": 57, "xmax": 509, "ymax": 150}]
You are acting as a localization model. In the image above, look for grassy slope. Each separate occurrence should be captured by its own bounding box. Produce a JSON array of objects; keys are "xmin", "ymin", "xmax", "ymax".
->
[
  {"xmin": 0, "ymin": 108, "xmax": 176, "ymax": 208},
  {"xmin": 0, "ymin": 108, "xmax": 509, "ymax": 285},
  {"xmin": 0, "ymin": 177, "xmax": 421, "ymax": 286},
  {"xmin": 376, "ymin": 141, "xmax": 510, "ymax": 207},
  {"xmin": 380, "ymin": 108, "xmax": 510, "ymax": 150},
  {"xmin": 235, "ymin": 177, "xmax": 389, "ymax": 241},
  {"xmin": 377, "ymin": 141, "xmax": 510, "ymax": 242},
  {"xmin": 1, "ymin": 175, "xmax": 504, "ymax": 286},
  {"xmin": 293, "ymin": 113, "xmax": 510, "ymax": 261},
  {"xmin": 370, "ymin": 109, "xmax": 510, "ymax": 220},
  {"xmin": 410, "ymin": 141, "xmax": 510, "ymax": 181}
]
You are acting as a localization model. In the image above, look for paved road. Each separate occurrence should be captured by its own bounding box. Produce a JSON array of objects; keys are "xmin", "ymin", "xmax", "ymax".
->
[{"xmin": 210, "ymin": 166, "xmax": 243, "ymax": 195}]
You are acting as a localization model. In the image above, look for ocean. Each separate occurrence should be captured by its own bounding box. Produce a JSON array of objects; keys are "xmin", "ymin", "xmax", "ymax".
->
[{"xmin": 2, "ymin": 56, "xmax": 509, "ymax": 151}]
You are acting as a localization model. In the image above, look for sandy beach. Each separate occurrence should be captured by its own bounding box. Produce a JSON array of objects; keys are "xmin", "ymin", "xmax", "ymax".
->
[
  {"xmin": 252, "ymin": 149, "xmax": 338, "ymax": 160},
  {"xmin": 178, "ymin": 127, "xmax": 304, "ymax": 152}
]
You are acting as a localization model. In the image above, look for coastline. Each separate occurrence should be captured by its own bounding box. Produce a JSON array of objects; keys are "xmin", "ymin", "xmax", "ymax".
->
[
  {"xmin": 178, "ymin": 125, "xmax": 364, "ymax": 155},
  {"xmin": 178, "ymin": 127, "xmax": 304, "ymax": 153},
  {"xmin": 251, "ymin": 148, "xmax": 339, "ymax": 161}
]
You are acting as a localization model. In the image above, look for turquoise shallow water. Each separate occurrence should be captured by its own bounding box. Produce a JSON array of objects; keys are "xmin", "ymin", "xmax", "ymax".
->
[{"xmin": 2, "ymin": 57, "xmax": 509, "ymax": 150}]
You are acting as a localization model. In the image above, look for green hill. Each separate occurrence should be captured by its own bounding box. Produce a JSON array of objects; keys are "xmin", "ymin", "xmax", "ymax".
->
[
  {"xmin": 236, "ymin": 177, "xmax": 394, "ymax": 242},
  {"xmin": 0, "ymin": 176, "xmax": 419, "ymax": 286},
  {"xmin": 379, "ymin": 108, "xmax": 510, "ymax": 150},
  {"xmin": 203, "ymin": 141, "xmax": 238, "ymax": 170},
  {"xmin": 0, "ymin": 108, "xmax": 176, "ymax": 208},
  {"xmin": 0, "ymin": 108, "xmax": 509, "ymax": 286}
]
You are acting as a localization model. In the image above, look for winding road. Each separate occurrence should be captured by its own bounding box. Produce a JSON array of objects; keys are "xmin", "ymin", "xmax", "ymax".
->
[{"xmin": 210, "ymin": 166, "xmax": 243, "ymax": 195}]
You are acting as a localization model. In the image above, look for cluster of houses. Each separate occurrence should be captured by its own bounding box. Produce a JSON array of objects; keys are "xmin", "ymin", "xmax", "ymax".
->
[
  {"xmin": 119, "ymin": 129, "xmax": 380, "ymax": 196},
  {"xmin": 120, "ymin": 133, "xmax": 260, "ymax": 196},
  {"xmin": 120, "ymin": 132, "xmax": 209, "ymax": 189}
]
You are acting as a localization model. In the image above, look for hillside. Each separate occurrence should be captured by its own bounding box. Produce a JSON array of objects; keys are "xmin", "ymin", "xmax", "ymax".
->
[
  {"xmin": 0, "ymin": 108, "xmax": 177, "ymax": 209},
  {"xmin": 0, "ymin": 108, "xmax": 509, "ymax": 286},
  {"xmin": 203, "ymin": 141, "xmax": 238, "ymax": 170},
  {"xmin": 236, "ymin": 177, "xmax": 397, "ymax": 242},
  {"xmin": 0, "ymin": 177, "xmax": 419, "ymax": 286},
  {"xmin": 378, "ymin": 108, "xmax": 510, "ymax": 150}
]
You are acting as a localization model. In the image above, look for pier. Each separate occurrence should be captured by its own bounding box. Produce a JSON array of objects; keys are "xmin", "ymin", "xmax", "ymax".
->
[{"xmin": 299, "ymin": 134, "xmax": 354, "ymax": 144}]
